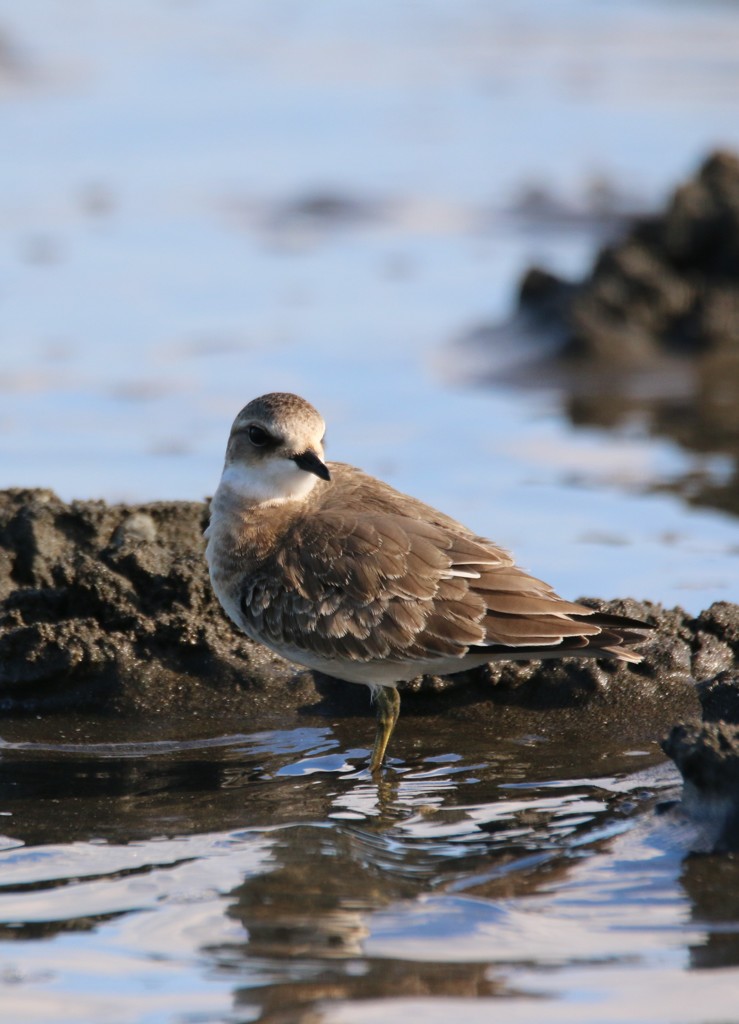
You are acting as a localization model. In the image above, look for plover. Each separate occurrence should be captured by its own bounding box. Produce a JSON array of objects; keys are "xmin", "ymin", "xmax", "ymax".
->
[{"xmin": 205, "ymin": 392, "xmax": 651, "ymax": 772}]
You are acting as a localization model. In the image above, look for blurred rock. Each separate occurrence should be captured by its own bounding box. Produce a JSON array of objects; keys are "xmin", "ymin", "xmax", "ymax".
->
[
  {"xmin": 542, "ymin": 151, "xmax": 739, "ymax": 364},
  {"xmin": 225, "ymin": 189, "xmax": 387, "ymax": 251},
  {"xmin": 463, "ymin": 151, "xmax": 739, "ymax": 516}
]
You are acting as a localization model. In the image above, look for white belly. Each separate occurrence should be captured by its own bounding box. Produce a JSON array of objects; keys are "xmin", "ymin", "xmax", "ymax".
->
[{"xmin": 248, "ymin": 634, "xmax": 495, "ymax": 688}]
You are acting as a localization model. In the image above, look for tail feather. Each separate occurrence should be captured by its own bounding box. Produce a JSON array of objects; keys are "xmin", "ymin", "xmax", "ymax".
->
[{"xmin": 480, "ymin": 609, "xmax": 652, "ymax": 664}]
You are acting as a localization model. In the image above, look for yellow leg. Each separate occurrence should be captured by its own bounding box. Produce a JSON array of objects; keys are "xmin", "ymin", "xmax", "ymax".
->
[{"xmin": 369, "ymin": 686, "xmax": 401, "ymax": 773}]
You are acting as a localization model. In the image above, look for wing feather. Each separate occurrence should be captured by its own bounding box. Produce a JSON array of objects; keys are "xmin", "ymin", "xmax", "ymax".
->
[{"xmin": 240, "ymin": 476, "xmax": 649, "ymax": 673}]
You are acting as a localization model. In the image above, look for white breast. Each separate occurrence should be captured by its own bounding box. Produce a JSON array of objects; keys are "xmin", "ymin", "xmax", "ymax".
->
[{"xmin": 219, "ymin": 459, "xmax": 318, "ymax": 505}]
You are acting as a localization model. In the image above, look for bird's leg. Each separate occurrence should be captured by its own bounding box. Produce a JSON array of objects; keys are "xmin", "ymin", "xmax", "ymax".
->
[{"xmin": 369, "ymin": 685, "xmax": 401, "ymax": 773}]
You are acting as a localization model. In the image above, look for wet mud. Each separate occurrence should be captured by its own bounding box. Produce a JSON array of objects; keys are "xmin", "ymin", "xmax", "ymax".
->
[
  {"xmin": 0, "ymin": 488, "xmax": 301, "ymax": 716},
  {"xmin": 1, "ymin": 486, "xmax": 737, "ymax": 848}
]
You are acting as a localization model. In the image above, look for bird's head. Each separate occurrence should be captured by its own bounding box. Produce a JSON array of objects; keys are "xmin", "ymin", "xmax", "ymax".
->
[{"xmin": 220, "ymin": 392, "xmax": 330, "ymax": 505}]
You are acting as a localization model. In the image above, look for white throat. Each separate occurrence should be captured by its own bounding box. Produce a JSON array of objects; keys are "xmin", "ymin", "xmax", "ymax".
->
[{"xmin": 218, "ymin": 458, "xmax": 319, "ymax": 506}]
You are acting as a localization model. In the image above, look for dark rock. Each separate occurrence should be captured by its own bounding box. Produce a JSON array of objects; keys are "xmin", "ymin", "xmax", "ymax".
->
[
  {"xmin": 659, "ymin": 604, "xmax": 739, "ymax": 852},
  {"xmin": 694, "ymin": 600, "xmax": 739, "ymax": 649},
  {"xmin": 662, "ymin": 721, "xmax": 739, "ymax": 852},
  {"xmin": 699, "ymin": 671, "xmax": 739, "ymax": 724},
  {"xmin": 518, "ymin": 266, "xmax": 576, "ymax": 322},
  {"xmin": 691, "ymin": 631, "xmax": 736, "ymax": 683}
]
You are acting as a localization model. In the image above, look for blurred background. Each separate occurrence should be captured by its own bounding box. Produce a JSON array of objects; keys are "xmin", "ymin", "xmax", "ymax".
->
[{"xmin": 1, "ymin": 0, "xmax": 738, "ymax": 610}]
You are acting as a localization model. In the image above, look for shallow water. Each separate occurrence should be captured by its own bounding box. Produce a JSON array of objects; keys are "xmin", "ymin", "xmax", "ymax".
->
[
  {"xmin": 1, "ymin": 693, "xmax": 738, "ymax": 1024},
  {"xmin": 3, "ymin": 711, "xmax": 736, "ymax": 1024},
  {"xmin": 1, "ymin": 2, "xmax": 739, "ymax": 1021}
]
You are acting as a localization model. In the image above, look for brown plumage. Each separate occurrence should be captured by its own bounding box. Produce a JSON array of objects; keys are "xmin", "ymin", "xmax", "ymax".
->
[{"xmin": 205, "ymin": 393, "xmax": 652, "ymax": 771}]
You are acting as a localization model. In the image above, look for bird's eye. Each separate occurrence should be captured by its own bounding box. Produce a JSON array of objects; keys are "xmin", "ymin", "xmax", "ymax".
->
[{"xmin": 248, "ymin": 425, "xmax": 270, "ymax": 447}]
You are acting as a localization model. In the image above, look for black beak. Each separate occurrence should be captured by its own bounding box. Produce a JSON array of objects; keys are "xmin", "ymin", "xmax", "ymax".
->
[{"xmin": 293, "ymin": 449, "xmax": 331, "ymax": 481}]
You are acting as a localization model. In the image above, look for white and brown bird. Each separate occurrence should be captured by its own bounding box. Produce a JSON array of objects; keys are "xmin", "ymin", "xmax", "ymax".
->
[{"xmin": 205, "ymin": 392, "xmax": 651, "ymax": 771}]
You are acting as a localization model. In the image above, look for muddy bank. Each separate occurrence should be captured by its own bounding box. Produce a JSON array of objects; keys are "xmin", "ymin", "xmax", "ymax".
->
[
  {"xmin": 462, "ymin": 150, "xmax": 739, "ymax": 516},
  {"xmin": 0, "ymin": 486, "xmax": 733, "ymax": 717},
  {"xmin": 0, "ymin": 488, "xmax": 302, "ymax": 716}
]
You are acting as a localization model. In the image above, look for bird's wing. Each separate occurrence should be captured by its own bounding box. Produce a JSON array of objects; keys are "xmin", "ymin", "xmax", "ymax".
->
[{"xmin": 241, "ymin": 511, "xmax": 647, "ymax": 666}]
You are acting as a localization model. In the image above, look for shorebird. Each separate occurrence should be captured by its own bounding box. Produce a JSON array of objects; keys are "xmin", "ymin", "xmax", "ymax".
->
[{"xmin": 205, "ymin": 392, "xmax": 650, "ymax": 772}]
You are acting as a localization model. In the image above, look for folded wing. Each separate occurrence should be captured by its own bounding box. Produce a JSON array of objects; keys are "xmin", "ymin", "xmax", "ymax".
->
[{"xmin": 241, "ymin": 509, "xmax": 650, "ymax": 667}]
